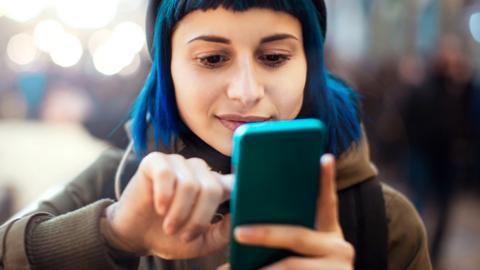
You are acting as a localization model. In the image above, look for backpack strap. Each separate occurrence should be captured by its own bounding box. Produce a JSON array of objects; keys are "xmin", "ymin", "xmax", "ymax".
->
[{"xmin": 338, "ymin": 177, "xmax": 388, "ymax": 270}]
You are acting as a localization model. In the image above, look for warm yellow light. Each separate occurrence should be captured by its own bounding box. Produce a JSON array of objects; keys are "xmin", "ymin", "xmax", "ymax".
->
[
  {"xmin": 93, "ymin": 43, "xmax": 134, "ymax": 76},
  {"xmin": 90, "ymin": 22, "xmax": 144, "ymax": 76},
  {"xmin": 0, "ymin": 3, "xmax": 6, "ymax": 18},
  {"xmin": 33, "ymin": 19, "xmax": 65, "ymax": 53},
  {"xmin": 88, "ymin": 29, "xmax": 112, "ymax": 55},
  {"xmin": 50, "ymin": 33, "xmax": 83, "ymax": 67},
  {"xmin": 55, "ymin": 0, "xmax": 119, "ymax": 29},
  {"xmin": 7, "ymin": 33, "xmax": 38, "ymax": 65},
  {"xmin": 120, "ymin": 0, "xmax": 144, "ymax": 13},
  {"xmin": 2, "ymin": 0, "xmax": 48, "ymax": 22},
  {"xmin": 112, "ymin": 22, "xmax": 145, "ymax": 54},
  {"xmin": 119, "ymin": 54, "xmax": 141, "ymax": 77}
]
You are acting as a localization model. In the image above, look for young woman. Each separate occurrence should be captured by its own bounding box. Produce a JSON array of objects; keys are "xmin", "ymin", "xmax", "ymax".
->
[{"xmin": 0, "ymin": 1, "xmax": 432, "ymax": 269}]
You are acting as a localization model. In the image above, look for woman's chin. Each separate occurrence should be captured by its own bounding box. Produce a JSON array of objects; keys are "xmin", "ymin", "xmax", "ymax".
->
[
  {"xmin": 209, "ymin": 126, "xmax": 234, "ymax": 156},
  {"xmin": 215, "ymin": 142, "xmax": 233, "ymax": 157},
  {"xmin": 209, "ymin": 134, "xmax": 233, "ymax": 157}
]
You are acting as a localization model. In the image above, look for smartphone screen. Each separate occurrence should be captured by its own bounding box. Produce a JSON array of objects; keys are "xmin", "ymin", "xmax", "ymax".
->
[{"xmin": 229, "ymin": 119, "xmax": 327, "ymax": 270}]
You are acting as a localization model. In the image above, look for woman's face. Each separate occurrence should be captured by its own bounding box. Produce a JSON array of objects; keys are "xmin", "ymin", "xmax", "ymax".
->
[{"xmin": 171, "ymin": 7, "xmax": 307, "ymax": 156}]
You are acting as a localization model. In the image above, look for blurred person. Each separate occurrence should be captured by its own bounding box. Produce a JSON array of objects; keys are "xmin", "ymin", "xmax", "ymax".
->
[
  {"xmin": 0, "ymin": 90, "xmax": 29, "ymax": 119},
  {"xmin": 0, "ymin": 1, "xmax": 432, "ymax": 270},
  {"xmin": 16, "ymin": 73, "xmax": 48, "ymax": 119},
  {"xmin": 40, "ymin": 84, "xmax": 93, "ymax": 124},
  {"xmin": 471, "ymin": 75, "xmax": 480, "ymax": 191},
  {"xmin": 356, "ymin": 58, "xmax": 407, "ymax": 166},
  {"xmin": 0, "ymin": 185, "xmax": 15, "ymax": 225},
  {"xmin": 400, "ymin": 35, "xmax": 477, "ymax": 266}
]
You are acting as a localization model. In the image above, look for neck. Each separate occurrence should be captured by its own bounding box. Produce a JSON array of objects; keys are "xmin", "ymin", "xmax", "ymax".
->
[{"xmin": 178, "ymin": 131, "xmax": 232, "ymax": 174}]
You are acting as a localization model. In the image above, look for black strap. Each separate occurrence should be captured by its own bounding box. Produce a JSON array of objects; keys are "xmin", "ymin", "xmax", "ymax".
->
[{"xmin": 338, "ymin": 178, "xmax": 388, "ymax": 270}]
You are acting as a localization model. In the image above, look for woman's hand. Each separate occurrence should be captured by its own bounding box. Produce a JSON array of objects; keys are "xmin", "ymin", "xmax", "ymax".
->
[
  {"xmin": 104, "ymin": 153, "xmax": 233, "ymax": 259},
  {"xmin": 219, "ymin": 154, "xmax": 354, "ymax": 270}
]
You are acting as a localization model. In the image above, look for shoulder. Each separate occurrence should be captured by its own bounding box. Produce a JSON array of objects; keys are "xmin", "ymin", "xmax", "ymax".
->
[
  {"xmin": 94, "ymin": 147, "xmax": 126, "ymax": 168},
  {"xmin": 69, "ymin": 147, "xmax": 126, "ymax": 191},
  {"xmin": 35, "ymin": 147, "xmax": 128, "ymax": 215},
  {"xmin": 78, "ymin": 147, "xmax": 133, "ymax": 182},
  {"xmin": 381, "ymin": 183, "xmax": 432, "ymax": 270},
  {"xmin": 71, "ymin": 147, "xmax": 130, "ymax": 197},
  {"xmin": 382, "ymin": 184, "xmax": 424, "ymax": 239}
]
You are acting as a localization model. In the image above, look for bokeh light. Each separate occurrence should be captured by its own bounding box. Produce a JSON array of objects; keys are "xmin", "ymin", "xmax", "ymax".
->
[
  {"xmin": 120, "ymin": 0, "xmax": 145, "ymax": 13},
  {"xmin": 49, "ymin": 33, "xmax": 83, "ymax": 68},
  {"xmin": 0, "ymin": 3, "xmax": 6, "ymax": 18},
  {"xmin": 93, "ymin": 42, "xmax": 133, "ymax": 76},
  {"xmin": 1, "ymin": 0, "xmax": 48, "ymax": 22},
  {"xmin": 33, "ymin": 19, "xmax": 65, "ymax": 53},
  {"xmin": 54, "ymin": 0, "xmax": 119, "ymax": 29},
  {"xmin": 113, "ymin": 22, "xmax": 145, "ymax": 55},
  {"xmin": 7, "ymin": 33, "xmax": 38, "ymax": 65},
  {"xmin": 470, "ymin": 13, "xmax": 480, "ymax": 43},
  {"xmin": 119, "ymin": 54, "xmax": 141, "ymax": 77},
  {"xmin": 88, "ymin": 29, "xmax": 113, "ymax": 55},
  {"xmin": 91, "ymin": 21, "xmax": 144, "ymax": 75}
]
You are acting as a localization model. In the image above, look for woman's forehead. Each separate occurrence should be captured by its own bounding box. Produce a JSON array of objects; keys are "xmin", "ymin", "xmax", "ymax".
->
[{"xmin": 173, "ymin": 7, "xmax": 303, "ymax": 44}]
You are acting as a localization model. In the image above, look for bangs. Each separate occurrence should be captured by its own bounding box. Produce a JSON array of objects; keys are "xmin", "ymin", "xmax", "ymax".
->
[
  {"xmin": 158, "ymin": 0, "xmax": 318, "ymax": 30},
  {"xmin": 177, "ymin": 0, "xmax": 304, "ymax": 15}
]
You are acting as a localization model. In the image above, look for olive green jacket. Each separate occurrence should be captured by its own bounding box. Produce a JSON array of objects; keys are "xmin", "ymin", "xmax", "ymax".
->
[{"xmin": 0, "ymin": 133, "xmax": 432, "ymax": 270}]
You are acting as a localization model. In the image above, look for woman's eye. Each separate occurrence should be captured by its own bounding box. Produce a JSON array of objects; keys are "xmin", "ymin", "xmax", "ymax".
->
[
  {"xmin": 198, "ymin": 55, "xmax": 230, "ymax": 68},
  {"xmin": 259, "ymin": 54, "xmax": 291, "ymax": 68}
]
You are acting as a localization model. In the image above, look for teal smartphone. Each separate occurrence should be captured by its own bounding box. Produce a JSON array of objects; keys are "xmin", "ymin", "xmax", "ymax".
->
[{"xmin": 229, "ymin": 119, "xmax": 327, "ymax": 270}]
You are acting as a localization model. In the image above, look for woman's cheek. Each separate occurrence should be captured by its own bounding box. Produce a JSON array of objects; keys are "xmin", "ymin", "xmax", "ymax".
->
[
  {"xmin": 272, "ymin": 68, "xmax": 306, "ymax": 119},
  {"xmin": 276, "ymin": 90, "xmax": 304, "ymax": 119}
]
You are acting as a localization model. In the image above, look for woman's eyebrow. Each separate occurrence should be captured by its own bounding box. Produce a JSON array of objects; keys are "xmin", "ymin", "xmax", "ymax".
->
[
  {"xmin": 188, "ymin": 35, "xmax": 230, "ymax": 44},
  {"xmin": 187, "ymin": 33, "xmax": 298, "ymax": 45},
  {"xmin": 260, "ymin": 33, "xmax": 298, "ymax": 44}
]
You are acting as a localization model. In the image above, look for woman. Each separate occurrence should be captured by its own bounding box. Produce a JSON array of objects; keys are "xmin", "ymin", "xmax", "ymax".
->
[{"xmin": 0, "ymin": 1, "xmax": 432, "ymax": 269}]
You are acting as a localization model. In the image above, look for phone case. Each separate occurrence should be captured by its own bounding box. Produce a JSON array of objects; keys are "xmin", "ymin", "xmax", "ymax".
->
[{"xmin": 229, "ymin": 119, "xmax": 327, "ymax": 270}]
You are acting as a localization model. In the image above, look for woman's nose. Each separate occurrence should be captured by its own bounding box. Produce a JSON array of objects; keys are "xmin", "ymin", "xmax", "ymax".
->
[{"xmin": 226, "ymin": 60, "xmax": 265, "ymax": 107}]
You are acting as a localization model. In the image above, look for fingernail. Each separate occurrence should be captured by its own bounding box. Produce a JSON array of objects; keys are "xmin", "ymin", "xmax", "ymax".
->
[
  {"xmin": 321, "ymin": 154, "xmax": 333, "ymax": 164},
  {"xmin": 235, "ymin": 227, "xmax": 257, "ymax": 239}
]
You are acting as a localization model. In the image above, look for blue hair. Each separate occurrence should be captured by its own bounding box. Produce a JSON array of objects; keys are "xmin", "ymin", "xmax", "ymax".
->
[{"xmin": 132, "ymin": 0, "xmax": 361, "ymax": 157}]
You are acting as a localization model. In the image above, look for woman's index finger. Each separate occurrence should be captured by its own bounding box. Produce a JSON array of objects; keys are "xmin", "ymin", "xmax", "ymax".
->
[{"xmin": 315, "ymin": 154, "xmax": 342, "ymax": 234}]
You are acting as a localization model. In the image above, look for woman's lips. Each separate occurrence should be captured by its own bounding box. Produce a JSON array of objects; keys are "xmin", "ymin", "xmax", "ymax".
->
[
  {"xmin": 218, "ymin": 119, "xmax": 245, "ymax": 131},
  {"xmin": 217, "ymin": 114, "xmax": 271, "ymax": 132}
]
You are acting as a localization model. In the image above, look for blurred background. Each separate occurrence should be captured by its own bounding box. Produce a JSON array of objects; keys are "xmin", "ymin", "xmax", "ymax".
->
[{"xmin": 0, "ymin": 0, "xmax": 478, "ymax": 269}]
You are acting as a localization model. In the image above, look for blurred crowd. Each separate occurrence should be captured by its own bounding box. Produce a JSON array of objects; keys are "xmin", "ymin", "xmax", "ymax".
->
[{"xmin": 341, "ymin": 34, "xmax": 480, "ymax": 267}]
